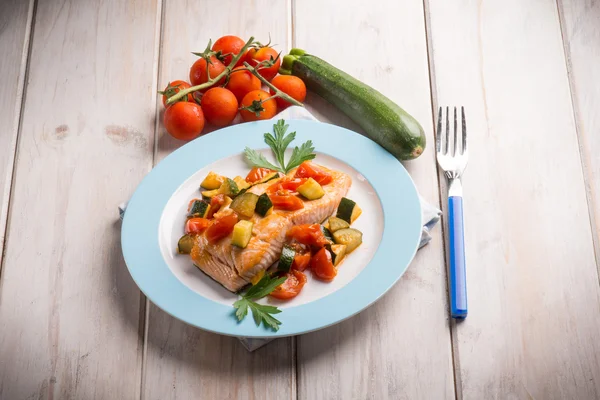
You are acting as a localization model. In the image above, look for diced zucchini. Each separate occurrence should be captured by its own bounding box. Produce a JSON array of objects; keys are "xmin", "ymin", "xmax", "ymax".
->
[
  {"xmin": 278, "ymin": 244, "xmax": 296, "ymax": 272},
  {"xmin": 232, "ymin": 220, "xmax": 254, "ymax": 248},
  {"xmin": 255, "ymin": 193, "xmax": 273, "ymax": 217},
  {"xmin": 332, "ymin": 228, "xmax": 363, "ymax": 253},
  {"xmin": 230, "ymin": 192, "xmax": 259, "ymax": 218},
  {"xmin": 336, "ymin": 197, "xmax": 362, "ymax": 223},
  {"xmin": 328, "ymin": 244, "xmax": 347, "ymax": 266},
  {"xmin": 328, "ymin": 217, "xmax": 350, "ymax": 232},
  {"xmin": 321, "ymin": 225, "xmax": 334, "ymax": 243},
  {"xmin": 219, "ymin": 178, "xmax": 239, "ymax": 197},
  {"xmin": 258, "ymin": 171, "xmax": 280, "ymax": 184},
  {"xmin": 350, "ymin": 204, "xmax": 362, "ymax": 223},
  {"xmin": 188, "ymin": 200, "xmax": 211, "ymax": 218},
  {"xmin": 201, "ymin": 189, "xmax": 220, "ymax": 199},
  {"xmin": 201, "ymin": 171, "xmax": 225, "ymax": 190},
  {"xmin": 297, "ymin": 178, "xmax": 325, "ymax": 200},
  {"xmin": 177, "ymin": 234, "xmax": 195, "ymax": 254},
  {"xmin": 233, "ymin": 176, "xmax": 251, "ymax": 191},
  {"xmin": 250, "ymin": 270, "xmax": 265, "ymax": 285}
]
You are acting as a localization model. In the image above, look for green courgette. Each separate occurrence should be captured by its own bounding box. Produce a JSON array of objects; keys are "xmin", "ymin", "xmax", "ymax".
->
[
  {"xmin": 278, "ymin": 244, "xmax": 296, "ymax": 272},
  {"xmin": 328, "ymin": 217, "xmax": 350, "ymax": 232},
  {"xmin": 177, "ymin": 235, "xmax": 195, "ymax": 254},
  {"xmin": 255, "ymin": 193, "xmax": 273, "ymax": 217},
  {"xmin": 297, "ymin": 178, "xmax": 325, "ymax": 200},
  {"xmin": 336, "ymin": 197, "xmax": 361, "ymax": 224},
  {"xmin": 230, "ymin": 192, "xmax": 259, "ymax": 218},
  {"xmin": 232, "ymin": 220, "xmax": 254, "ymax": 248},
  {"xmin": 328, "ymin": 244, "xmax": 347, "ymax": 266},
  {"xmin": 333, "ymin": 228, "xmax": 363, "ymax": 253},
  {"xmin": 280, "ymin": 49, "xmax": 425, "ymax": 160},
  {"xmin": 188, "ymin": 200, "xmax": 211, "ymax": 218}
]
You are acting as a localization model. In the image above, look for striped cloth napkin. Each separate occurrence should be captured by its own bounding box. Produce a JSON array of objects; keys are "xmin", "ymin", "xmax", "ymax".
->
[{"xmin": 119, "ymin": 106, "xmax": 441, "ymax": 352}]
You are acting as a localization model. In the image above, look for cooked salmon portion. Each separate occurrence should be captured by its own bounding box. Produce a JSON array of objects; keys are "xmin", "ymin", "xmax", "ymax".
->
[
  {"xmin": 191, "ymin": 163, "xmax": 352, "ymax": 292},
  {"xmin": 286, "ymin": 167, "xmax": 351, "ymax": 225}
]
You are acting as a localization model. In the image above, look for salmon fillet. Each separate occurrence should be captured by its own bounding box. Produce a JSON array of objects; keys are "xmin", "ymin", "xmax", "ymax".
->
[{"xmin": 190, "ymin": 164, "xmax": 352, "ymax": 292}]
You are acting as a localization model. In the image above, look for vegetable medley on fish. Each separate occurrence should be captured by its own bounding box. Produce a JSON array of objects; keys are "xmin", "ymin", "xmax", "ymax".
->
[{"xmin": 177, "ymin": 120, "xmax": 364, "ymax": 331}]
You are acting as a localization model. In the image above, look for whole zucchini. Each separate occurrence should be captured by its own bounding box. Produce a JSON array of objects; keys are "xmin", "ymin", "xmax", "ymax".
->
[{"xmin": 279, "ymin": 49, "xmax": 425, "ymax": 160}]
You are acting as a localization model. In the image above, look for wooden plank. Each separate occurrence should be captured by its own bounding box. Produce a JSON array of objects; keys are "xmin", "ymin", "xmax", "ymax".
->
[
  {"xmin": 142, "ymin": 1, "xmax": 294, "ymax": 399},
  {"xmin": 293, "ymin": 1, "xmax": 455, "ymax": 399},
  {"xmin": 425, "ymin": 0, "xmax": 600, "ymax": 398},
  {"xmin": 0, "ymin": 0, "xmax": 160, "ymax": 399},
  {"xmin": 0, "ymin": 0, "xmax": 34, "ymax": 266},
  {"xmin": 558, "ymin": 0, "xmax": 600, "ymax": 267}
]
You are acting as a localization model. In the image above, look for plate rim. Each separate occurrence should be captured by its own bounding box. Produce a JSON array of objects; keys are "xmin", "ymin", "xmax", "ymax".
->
[{"xmin": 121, "ymin": 119, "xmax": 422, "ymax": 338}]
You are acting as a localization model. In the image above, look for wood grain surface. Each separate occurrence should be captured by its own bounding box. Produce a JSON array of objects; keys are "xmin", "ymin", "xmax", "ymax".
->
[
  {"xmin": 1, "ymin": 0, "xmax": 600, "ymax": 398},
  {"xmin": 293, "ymin": 1, "xmax": 455, "ymax": 399},
  {"xmin": 141, "ymin": 2, "xmax": 295, "ymax": 399},
  {"xmin": 0, "ymin": 0, "xmax": 34, "ymax": 269},
  {"xmin": 426, "ymin": 0, "xmax": 600, "ymax": 398},
  {"xmin": 558, "ymin": 0, "xmax": 600, "ymax": 268},
  {"xmin": 0, "ymin": 0, "xmax": 160, "ymax": 399}
]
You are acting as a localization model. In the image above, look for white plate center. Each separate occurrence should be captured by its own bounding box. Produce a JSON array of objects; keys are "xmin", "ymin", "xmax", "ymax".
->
[{"xmin": 158, "ymin": 151, "xmax": 384, "ymax": 308}]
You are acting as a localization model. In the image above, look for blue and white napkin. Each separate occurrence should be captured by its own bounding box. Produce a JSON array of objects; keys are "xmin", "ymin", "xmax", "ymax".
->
[{"xmin": 119, "ymin": 106, "xmax": 441, "ymax": 352}]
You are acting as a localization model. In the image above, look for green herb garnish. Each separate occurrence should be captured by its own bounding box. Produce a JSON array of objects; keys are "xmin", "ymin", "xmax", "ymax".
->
[
  {"xmin": 233, "ymin": 274, "xmax": 287, "ymax": 331},
  {"xmin": 244, "ymin": 119, "xmax": 316, "ymax": 174}
]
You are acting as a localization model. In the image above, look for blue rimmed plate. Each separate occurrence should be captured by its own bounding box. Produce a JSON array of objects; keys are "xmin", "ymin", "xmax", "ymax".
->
[{"xmin": 121, "ymin": 119, "xmax": 421, "ymax": 338}]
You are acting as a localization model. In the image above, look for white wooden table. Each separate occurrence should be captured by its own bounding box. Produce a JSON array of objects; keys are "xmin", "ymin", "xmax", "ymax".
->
[{"xmin": 1, "ymin": 0, "xmax": 599, "ymax": 399}]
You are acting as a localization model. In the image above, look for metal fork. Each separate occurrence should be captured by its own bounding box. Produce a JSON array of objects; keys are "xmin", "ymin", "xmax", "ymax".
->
[{"xmin": 436, "ymin": 106, "xmax": 468, "ymax": 319}]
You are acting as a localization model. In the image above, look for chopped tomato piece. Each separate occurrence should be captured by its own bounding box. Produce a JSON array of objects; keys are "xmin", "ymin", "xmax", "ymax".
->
[
  {"xmin": 245, "ymin": 167, "xmax": 276, "ymax": 183},
  {"xmin": 270, "ymin": 270, "xmax": 307, "ymax": 300},
  {"xmin": 270, "ymin": 194, "xmax": 304, "ymax": 211},
  {"xmin": 294, "ymin": 161, "xmax": 333, "ymax": 185},
  {"xmin": 205, "ymin": 213, "xmax": 238, "ymax": 243},
  {"xmin": 185, "ymin": 218, "xmax": 211, "ymax": 235},
  {"xmin": 287, "ymin": 224, "xmax": 330, "ymax": 247},
  {"xmin": 291, "ymin": 252, "xmax": 311, "ymax": 271},
  {"xmin": 207, "ymin": 194, "xmax": 226, "ymax": 219},
  {"xmin": 311, "ymin": 247, "xmax": 337, "ymax": 281},
  {"xmin": 267, "ymin": 177, "xmax": 307, "ymax": 194}
]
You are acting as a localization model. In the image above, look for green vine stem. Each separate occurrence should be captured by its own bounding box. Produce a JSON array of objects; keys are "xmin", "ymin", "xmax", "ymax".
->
[
  {"xmin": 242, "ymin": 62, "xmax": 304, "ymax": 107},
  {"xmin": 165, "ymin": 36, "xmax": 256, "ymax": 105}
]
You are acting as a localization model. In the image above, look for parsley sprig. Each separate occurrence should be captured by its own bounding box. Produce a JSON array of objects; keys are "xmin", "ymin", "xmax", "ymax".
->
[
  {"xmin": 233, "ymin": 274, "xmax": 287, "ymax": 331},
  {"xmin": 244, "ymin": 119, "xmax": 316, "ymax": 174}
]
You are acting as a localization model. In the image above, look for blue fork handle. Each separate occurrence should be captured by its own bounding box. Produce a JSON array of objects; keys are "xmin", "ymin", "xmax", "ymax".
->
[{"xmin": 448, "ymin": 196, "xmax": 468, "ymax": 319}]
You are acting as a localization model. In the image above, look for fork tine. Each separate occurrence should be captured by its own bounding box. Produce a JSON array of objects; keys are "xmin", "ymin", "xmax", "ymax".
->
[
  {"xmin": 436, "ymin": 107, "xmax": 442, "ymax": 153},
  {"xmin": 445, "ymin": 106, "xmax": 449, "ymax": 155},
  {"xmin": 461, "ymin": 106, "xmax": 467, "ymax": 154},
  {"xmin": 453, "ymin": 107, "xmax": 457, "ymax": 156}
]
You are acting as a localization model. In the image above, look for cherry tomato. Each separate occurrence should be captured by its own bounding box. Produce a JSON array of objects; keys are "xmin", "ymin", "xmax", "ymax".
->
[
  {"xmin": 245, "ymin": 167, "xmax": 276, "ymax": 183},
  {"xmin": 239, "ymin": 90, "xmax": 277, "ymax": 122},
  {"xmin": 185, "ymin": 218, "xmax": 211, "ymax": 235},
  {"xmin": 291, "ymin": 252, "xmax": 311, "ymax": 272},
  {"xmin": 189, "ymin": 56, "xmax": 226, "ymax": 91},
  {"xmin": 294, "ymin": 161, "xmax": 333, "ymax": 185},
  {"xmin": 269, "ymin": 193, "xmax": 304, "ymax": 211},
  {"xmin": 287, "ymin": 224, "xmax": 330, "ymax": 247},
  {"xmin": 201, "ymin": 87, "xmax": 238, "ymax": 127},
  {"xmin": 269, "ymin": 270, "xmax": 307, "ymax": 300},
  {"xmin": 161, "ymin": 80, "xmax": 194, "ymax": 107},
  {"xmin": 206, "ymin": 213, "xmax": 238, "ymax": 243},
  {"xmin": 163, "ymin": 102, "xmax": 205, "ymax": 141},
  {"xmin": 311, "ymin": 247, "xmax": 337, "ymax": 281},
  {"xmin": 206, "ymin": 194, "xmax": 226, "ymax": 219},
  {"xmin": 212, "ymin": 35, "xmax": 245, "ymax": 67},
  {"xmin": 246, "ymin": 46, "xmax": 281, "ymax": 81},
  {"xmin": 270, "ymin": 75, "xmax": 307, "ymax": 109},
  {"xmin": 267, "ymin": 178, "xmax": 307, "ymax": 194},
  {"xmin": 226, "ymin": 67, "xmax": 261, "ymax": 102}
]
